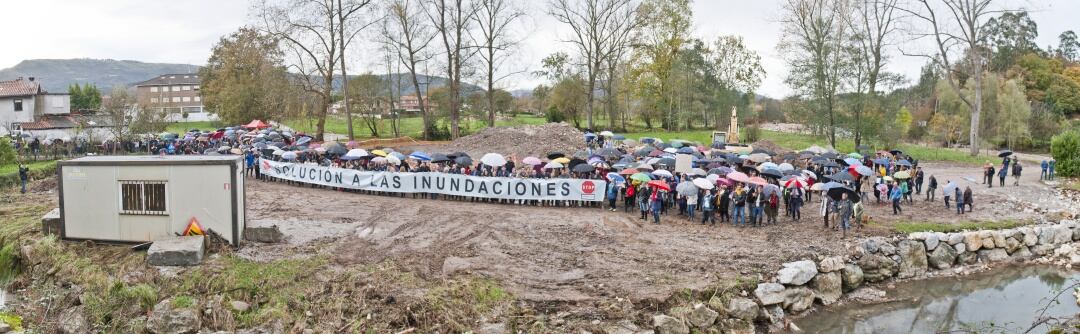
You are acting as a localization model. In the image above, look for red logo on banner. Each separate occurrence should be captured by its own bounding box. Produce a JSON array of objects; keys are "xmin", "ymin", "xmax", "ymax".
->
[
  {"xmin": 581, "ymin": 181, "xmax": 596, "ymax": 194},
  {"xmin": 262, "ymin": 160, "xmax": 271, "ymax": 170}
]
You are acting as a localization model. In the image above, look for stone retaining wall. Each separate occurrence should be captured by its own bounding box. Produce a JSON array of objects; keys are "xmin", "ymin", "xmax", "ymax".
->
[{"xmin": 648, "ymin": 219, "xmax": 1080, "ymax": 334}]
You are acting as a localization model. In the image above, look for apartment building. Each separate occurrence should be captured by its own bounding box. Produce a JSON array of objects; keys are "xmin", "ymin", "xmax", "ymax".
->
[{"xmin": 134, "ymin": 74, "xmax": 216, "ymax": 122}]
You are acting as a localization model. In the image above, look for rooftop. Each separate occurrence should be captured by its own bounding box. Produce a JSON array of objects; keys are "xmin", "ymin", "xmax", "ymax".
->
[
  {"xmin": 134, "ymin": 74, "xmax": 201, "ymax": 87},
  {"xmin": 0, "ymin": 78, "xmax": 42, "ymax": 98},
  {"xmin": 18, "ymin": 115, "xmax": 77, "ymax": 130},
  {"xmin": 60, "ymin": 155, "xmax": 242, "ymax": 166}
]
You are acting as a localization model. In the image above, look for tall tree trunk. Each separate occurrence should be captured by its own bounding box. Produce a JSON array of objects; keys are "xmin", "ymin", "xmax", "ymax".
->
[
  {"xmin": 338, "ymin": 0, "xmax": 354, "ymax": 140},
  {"xmin": 486, "ymin": 45, "xmax": 496, "ymax": 127},
  {"xmin": 970, "ymin": 69, "xmax": 982, "ymax": 155}
]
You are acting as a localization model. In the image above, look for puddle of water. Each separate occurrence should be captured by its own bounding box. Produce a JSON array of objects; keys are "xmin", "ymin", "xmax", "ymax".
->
[{"xmin": 797, "ymin": 266, "xmax": 1080, "ymax": 333}]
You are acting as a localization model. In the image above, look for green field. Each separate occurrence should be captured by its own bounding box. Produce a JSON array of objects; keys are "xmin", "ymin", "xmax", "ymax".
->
[
  {"xmin": 0, "ymin": 160, "xmax": 55, "ymax": 175},
  {"xmin": 282, "ymin": 114, "xmax": 547, "ymax": 138}
]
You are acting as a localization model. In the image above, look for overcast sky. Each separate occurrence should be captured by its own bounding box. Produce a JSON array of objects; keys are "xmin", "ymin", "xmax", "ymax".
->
[{"xmin": 2, "ymin": 0, "xmax": 1076, "ymax": 98}]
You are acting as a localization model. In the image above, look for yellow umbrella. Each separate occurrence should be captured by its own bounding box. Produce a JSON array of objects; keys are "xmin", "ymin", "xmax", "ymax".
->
[
  {"xmin": 554, "ymin": 157, "xmax": 571, "ymax": 164},
  {"xmin": 371, "ymin": 149, "xmax": 388, "ymax": 157}
]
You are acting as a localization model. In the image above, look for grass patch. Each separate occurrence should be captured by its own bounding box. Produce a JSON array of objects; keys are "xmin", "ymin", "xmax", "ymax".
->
[
  {"xmin": 0, "ymin": 160, "xmax": 55, "ymax": 175},
  {"xmin": 893, "ymin": 219, "xmax": 1027, "ymax": 233},
  {"xmin": 0, "ymin": 312, "xmax": 22, "ymax": 331},
  {"xmin": 171, "ymin": 295, "xmax": 194, "ymax": 308}
]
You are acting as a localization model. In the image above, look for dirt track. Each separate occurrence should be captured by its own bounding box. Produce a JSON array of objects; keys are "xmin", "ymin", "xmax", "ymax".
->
[{"xmin": 242, "ymin": 158, "xmax": 1080, "ymax": 305}]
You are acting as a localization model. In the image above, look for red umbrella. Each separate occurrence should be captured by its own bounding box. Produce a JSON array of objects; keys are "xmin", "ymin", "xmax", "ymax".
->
[
  {"xmin": 647, "ymin": 180, "xmax": 671, "ymax": 191},
  {"xmin": 243, "ymin": 119, "xmax": 270, "ymax": 129},
  {"xmin": 785, "ymin": 178, "xmax": 806, "ymax": 189},
  {"xmin": 619, "ymin": 168, "xmax": 640, "ymax": 175}
]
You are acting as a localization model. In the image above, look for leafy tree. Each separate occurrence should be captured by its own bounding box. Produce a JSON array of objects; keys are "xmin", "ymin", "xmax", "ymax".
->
[
  {"xmin": 995, "ymin": 78, "xmax": 1031, "ymax": 148},
  {"xmin": 1057, "ymin": 31, "xmax": 1079, "ymax": 62},
  {"xmin": 1051, "ymin": 131, "xmax": 1080, "ymax": 177},
  {"xmin": 895, "ymin": 106, "xmax": 912, "ymax": 140},
  {"xmin": 200, "ymin": 27, "xmax": 291, "ymax": 125},
  {"xmin": 549, "ymin": 76, "xmax": 587, "ymax": 128},
  {"xmin": 346, "ymin": 73, "xmax": 390, "ymax": 137},
  {"xmin": 983, "ymin": 11, "xmax": 1041, "ymax": 71},
  {"xmin": 628, "ymin": 0, "xmax": 693, "ymax": 131}
]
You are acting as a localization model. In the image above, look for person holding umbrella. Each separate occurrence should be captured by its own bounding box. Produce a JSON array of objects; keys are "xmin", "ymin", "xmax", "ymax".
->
[
  {"xmin": 606, "ymin": 179, "xmax": 620, "ymax": 212},
  {"xmin": 732, "ymin": 185, "xmax": 747, "ymax": 226},
  {"xmin": 963, "ymin": 186, "xmax": 974, "ymax": 212},
  {"xmin": 701, "ymin": 189, "xmax": 716, "ymax": 225},
  {"xmin": 985, "ymin": 162, "xmax": 995, "ymax": 188},
  {"xmin": 790, "ymin": 185, "xmax": 803, "ymax": 221},
  {"xmin": 638, "ymin": 183, "xmax": 651, "ymax": 221},
  {"xmin": 650, "ymin": 186, "xmax": 664, "ymax": 225},
  {"xmin": 718, "ymin": 185, "xmax": 731, "ymax": 224}
]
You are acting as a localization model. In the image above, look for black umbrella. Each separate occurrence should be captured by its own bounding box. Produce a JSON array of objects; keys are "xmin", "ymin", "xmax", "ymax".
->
[
  {"xmin": 658, "ymin": 157, "xmax": 676, "ymax": 166},
  {"xmin": 799, "ymin": 153, "xmax": 814, "ymax": 159},
  {"xmin": 431, "ymin": 153, "xmax": 450, "ymax": 162},
  {"xmin": 547, "ymin": 152, "xmax": 566, "ymax": 160},
  {"xmin": 760, "ymin": 168, "xmax": 783, "ymax": 179},
  {"xmin": 998, "ymin": 150, "xmax": 1013, "ymax": 158},
  {"xmin": 827, "ymin": 186, "xmax": 861, "ymax": 203},
  {"xmin": 889, "ymin": 150, "xmax": 904, "ymax": 156},
  {"xmin": 449, "ymin": 151, "xmax": 469, "ymax": 159},
  {"xmin": 572, "ymin": 164, "xmax": 595, "ymax": 173},
  {"xmin": 635, "ymin": 148, "xmax": 652, "ymax": 157},
  {"xmin": 568, "ymin": 158, "xmax": 587, "ymax": 169},
  {"xmin": 751, "ymin": 148, "xmax": 776, "ymax": 156},
  {"xmin": 821, "ymin": 160, "xmax": 840, "ymax": 168},
  {"xmin": 326, "ymin": 145, "xmax": 347, "ymax": 155},
  {"xmin": 820, "ymin": 152, "xmax": 838, "ymax": 159},
  {"xmin": 856, "ymin": 144, "xmax": 871, "ymax": 151},
  {"xmin": 728, "ymin": 157, "xmax": 744, "ymax": 164},
  {"xmin": 598, "ymin": 148, "xmax": 621, "ymax": 158},
  {"xmin": 455, "ymin": 156, "xmax": 473, "ymax": 165},
  {"xmin": 827, "ymin": 171, "xmax": 855, "ymax": 182}
]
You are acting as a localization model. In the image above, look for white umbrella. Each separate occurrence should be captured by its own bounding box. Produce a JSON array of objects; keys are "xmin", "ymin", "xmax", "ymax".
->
[
  {"xmin": 653, "ymin": 170, "xmax": 673, "ymax": 178},
  {"xmin": 663, "ymin": 147, "xmax": 678, "ymax": 153},
  {"xmin": 676, "ymin": 181, "xmax": 697, "ymax": 196},
  {"xmin": 693, "ymin": 177, "xmax": 715, "ymax": 190},
  {"xmin": 543, "ymin": 161, "xmax": 564, "ymax": 169},
  {"xmin": 372, "ymin": 156, "xmax": 388, "ymax": 164},
  {"xmin": 778, "ymin": 163, "xmax": 795, "ymax": 172},
  {"xmin": 942, "ymin": 181, "xmax": 957, "ymax": 194},
  {"xmin": 758, "ymin": 162, "xmax": 779, "ymax": 170},
  {"xmin": 748, "ymin": 153, "xmax": 770, "ymax": 163},
  {"xmin": 272, "ymin": 149, "xmax": 285, "ymax": 156},
  {"xmin": 706, "ymin": 174, "xmax": 720, "ymax": 183},
  {"xmin": 599, "ymin": 130, "xmax": 615, "ymax": 137},
  {"xmin": 281, "ymin": 151, "xmax": 298, "ymax": 160},
  {"xmin": 345, "ymin": 149, "xmax": 368, "ymax": 158},
  {"xmin": 386, "ymin": 155, "xmax": 402, "ymax": 166},
  {"xmin": 802, "ymin": 170, "xmax": 818, "ymax": 179},
  {"xmin": 481, "ymin": 153, "xmax": 508, "ymax": 167},
  {"xmin": 691, "ymin": 168, "xmax": 707, "ymax": 176}
]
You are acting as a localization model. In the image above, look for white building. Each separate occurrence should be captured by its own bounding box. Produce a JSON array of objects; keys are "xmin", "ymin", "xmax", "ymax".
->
[
  {"xmin": 58, "ymin": 155, "xmax": 247, "ymax": 245},
  {"xmin": 0, "ymin": 77, "xmax": 71, "ymax": 136}
]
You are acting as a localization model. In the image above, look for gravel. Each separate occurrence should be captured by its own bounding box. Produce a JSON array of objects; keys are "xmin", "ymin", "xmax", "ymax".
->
[{"xmin": 418, "ymin": 122, "xmax": 587, "ymax": 158}]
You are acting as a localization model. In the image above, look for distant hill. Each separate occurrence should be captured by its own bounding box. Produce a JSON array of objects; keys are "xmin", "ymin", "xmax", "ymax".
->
[
  {"xmin": 0, "ymin": 58, "xmax": 482, "ymax": 95},
  {"xmin": 0, "ymin": 59, "xmax": 201, "ymax": 92}
]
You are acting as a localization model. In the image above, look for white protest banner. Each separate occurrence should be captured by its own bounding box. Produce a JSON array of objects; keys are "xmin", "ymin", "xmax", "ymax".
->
[
  {"xmin": 675, "ymin": 154, "xmax": 693, "ymax": 174},
  {"xmin": 260, "ymin": 159, "xmax": 606, "ymax": 201}
]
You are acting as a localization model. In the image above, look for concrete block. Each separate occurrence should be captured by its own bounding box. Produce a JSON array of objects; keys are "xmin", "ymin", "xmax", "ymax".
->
[
  {"xmin": 244, "ymin": 225, "xmax": 284, "ymax": 243},
  {"xmin": 42, "ymin": 208, "xmax": 61, "ymax": 236},
  {"xmin": 147, "ymin": 236, "xmax": 205, "ymax": 266}
]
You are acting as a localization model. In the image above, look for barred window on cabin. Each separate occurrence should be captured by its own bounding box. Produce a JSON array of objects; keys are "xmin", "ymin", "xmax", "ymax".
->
[{"xmin": 120, "ymin": 181, "xmax": 167, "ymax": 215}]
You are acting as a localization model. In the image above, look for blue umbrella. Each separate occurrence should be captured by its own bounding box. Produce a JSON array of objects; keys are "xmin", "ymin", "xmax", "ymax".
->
[
  {"xmin": 612, "ymin": 135, "xmax": 626, "ymax": 140},
  {"xmin": 584, "ymin": 133, "xmax": 597, "ymax": 140},
  {"xmin": 843, "ymin": 157, "xmax": 861, "ymax": 166},
  {"xmin": 872, "ymin": 158, "xmax": 889, "ymax": 165},
  {"xmin": 640, "ymin": 137, "xmax": 656, "ymax": 144},
  {"xmin": 409, "ymin": 151, "xmax": 432, "ymax": 161},
  {"xmin": 896, "ymin": 159, "xmax": 912, "ymax": 167},
  {"xmin": 677, "ymin": 147, "xmax": 696, "ymax": 154},
  {"xmin": 606, "ymin": 172, "xmax": 626, "ymax": 184}
]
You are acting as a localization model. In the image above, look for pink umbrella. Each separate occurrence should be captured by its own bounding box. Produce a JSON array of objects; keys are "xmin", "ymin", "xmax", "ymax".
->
[
  {"xmin": 346, "ymin": 140, "xmax": 359, "ymax": 149},
  {"xmin": 522, "ymin": 156, "xmax": 542, "ymax": 165},
  {"xmin": 716, "ymin": 178, "xmax": 734, "ymax": 186},
  {"xmin": 747, "ymin": 176, "xmax": 769, "ymax": 186},
  {"xmin": 727, "ymin": 171, "xmax": 750, "ymax": 183}
]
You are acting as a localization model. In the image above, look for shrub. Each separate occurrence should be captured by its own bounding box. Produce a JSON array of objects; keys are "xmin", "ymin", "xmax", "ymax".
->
[
  {"xmin": 0, "ymin": 138, "xmax": 15, "ymax": 166},
  {"xmin": 1051, "ymin": 131, "xmax": 1080, "ymax": 177},
  {"xmin": 545, "ymin": 106, "xmax": 566, "ymax": 123}
]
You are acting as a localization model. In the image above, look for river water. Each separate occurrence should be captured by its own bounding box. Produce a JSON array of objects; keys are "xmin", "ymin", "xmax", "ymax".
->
[{"xmin": 797, "ymin": 266, "xmax": 1080, "ymax": 333}]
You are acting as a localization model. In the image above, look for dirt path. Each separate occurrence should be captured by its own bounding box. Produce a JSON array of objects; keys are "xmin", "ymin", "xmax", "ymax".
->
[{"xmin": 240, "ymin": 159, "xmax": 1077, "ymax": 304}]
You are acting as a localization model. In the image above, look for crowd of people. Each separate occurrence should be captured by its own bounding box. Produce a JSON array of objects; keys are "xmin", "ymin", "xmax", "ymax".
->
[{"xmin": 16, "ymin": 119, "xmax": 1046, "ymax": 238}]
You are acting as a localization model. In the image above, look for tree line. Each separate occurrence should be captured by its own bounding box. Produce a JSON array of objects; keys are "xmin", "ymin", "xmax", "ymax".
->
[{"xmin": 778, "ymin": 0, "xmax": 1080, "ymax": 155}]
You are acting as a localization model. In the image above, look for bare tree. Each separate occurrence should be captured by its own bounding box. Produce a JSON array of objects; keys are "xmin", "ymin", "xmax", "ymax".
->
[
  {"xmin": 337, "ymin": 0, "xmax": 375, "ymax": 140},
  {"xmin": 897, "ymin": 0, "xmax": 1000, "ymax": 155},
  {"xmin": 848, "ymin": 0, "xmax": 901, "ymax": 146},
  {"xmin": 549, "ymin": 0, "xmax": 640, "ymax": 130},
  {"xmin": 257, "ymin": 0, "xmax": 342, "ymax": 141},
  {"xmin": 425, "ymin": 0, "xmax": 480, "ymax": 139},
  {"xmin": 384, "ymin": 0, "xmax": 438, "ymax": 139},
  {"xmin": 471, "ymin": 0, "xmax": 524, "ymax": 127},
  {"xmin": 779, "ymin": 0, "xmax": 854, "ymax": 148},
  {"xmin": 103, "ymin": 86, "xmax": 134, "ymax": 153}
]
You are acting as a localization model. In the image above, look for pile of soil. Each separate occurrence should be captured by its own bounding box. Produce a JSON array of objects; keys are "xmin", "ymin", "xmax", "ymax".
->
[
  {"xmin": 437, "ymin": 122, "xmax": 587, "ymax": 158},
  {"xmin": 751, "ymin": 139, "xmax": 791, "ymax": 156}
]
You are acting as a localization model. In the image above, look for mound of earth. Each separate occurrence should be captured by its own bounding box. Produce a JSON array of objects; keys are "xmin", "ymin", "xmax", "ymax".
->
[
  {"xmin": 437, "ymin": 122, "xmax": 587, "ymax": 158},
  {"xmin": 751, "ymin": 139, "xmax": 790, "ymax": 156}
]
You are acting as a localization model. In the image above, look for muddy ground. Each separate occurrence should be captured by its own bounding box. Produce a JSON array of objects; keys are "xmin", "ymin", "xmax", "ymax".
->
[{"xmin": 242, "ymin": 159, "xmax": 1077, "ymax": 306}]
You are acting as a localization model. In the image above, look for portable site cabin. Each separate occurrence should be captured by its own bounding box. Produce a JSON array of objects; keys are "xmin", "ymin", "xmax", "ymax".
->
[{"xmin": 57, "ymin": 155, "xmax": 246, "ymax": 245}]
